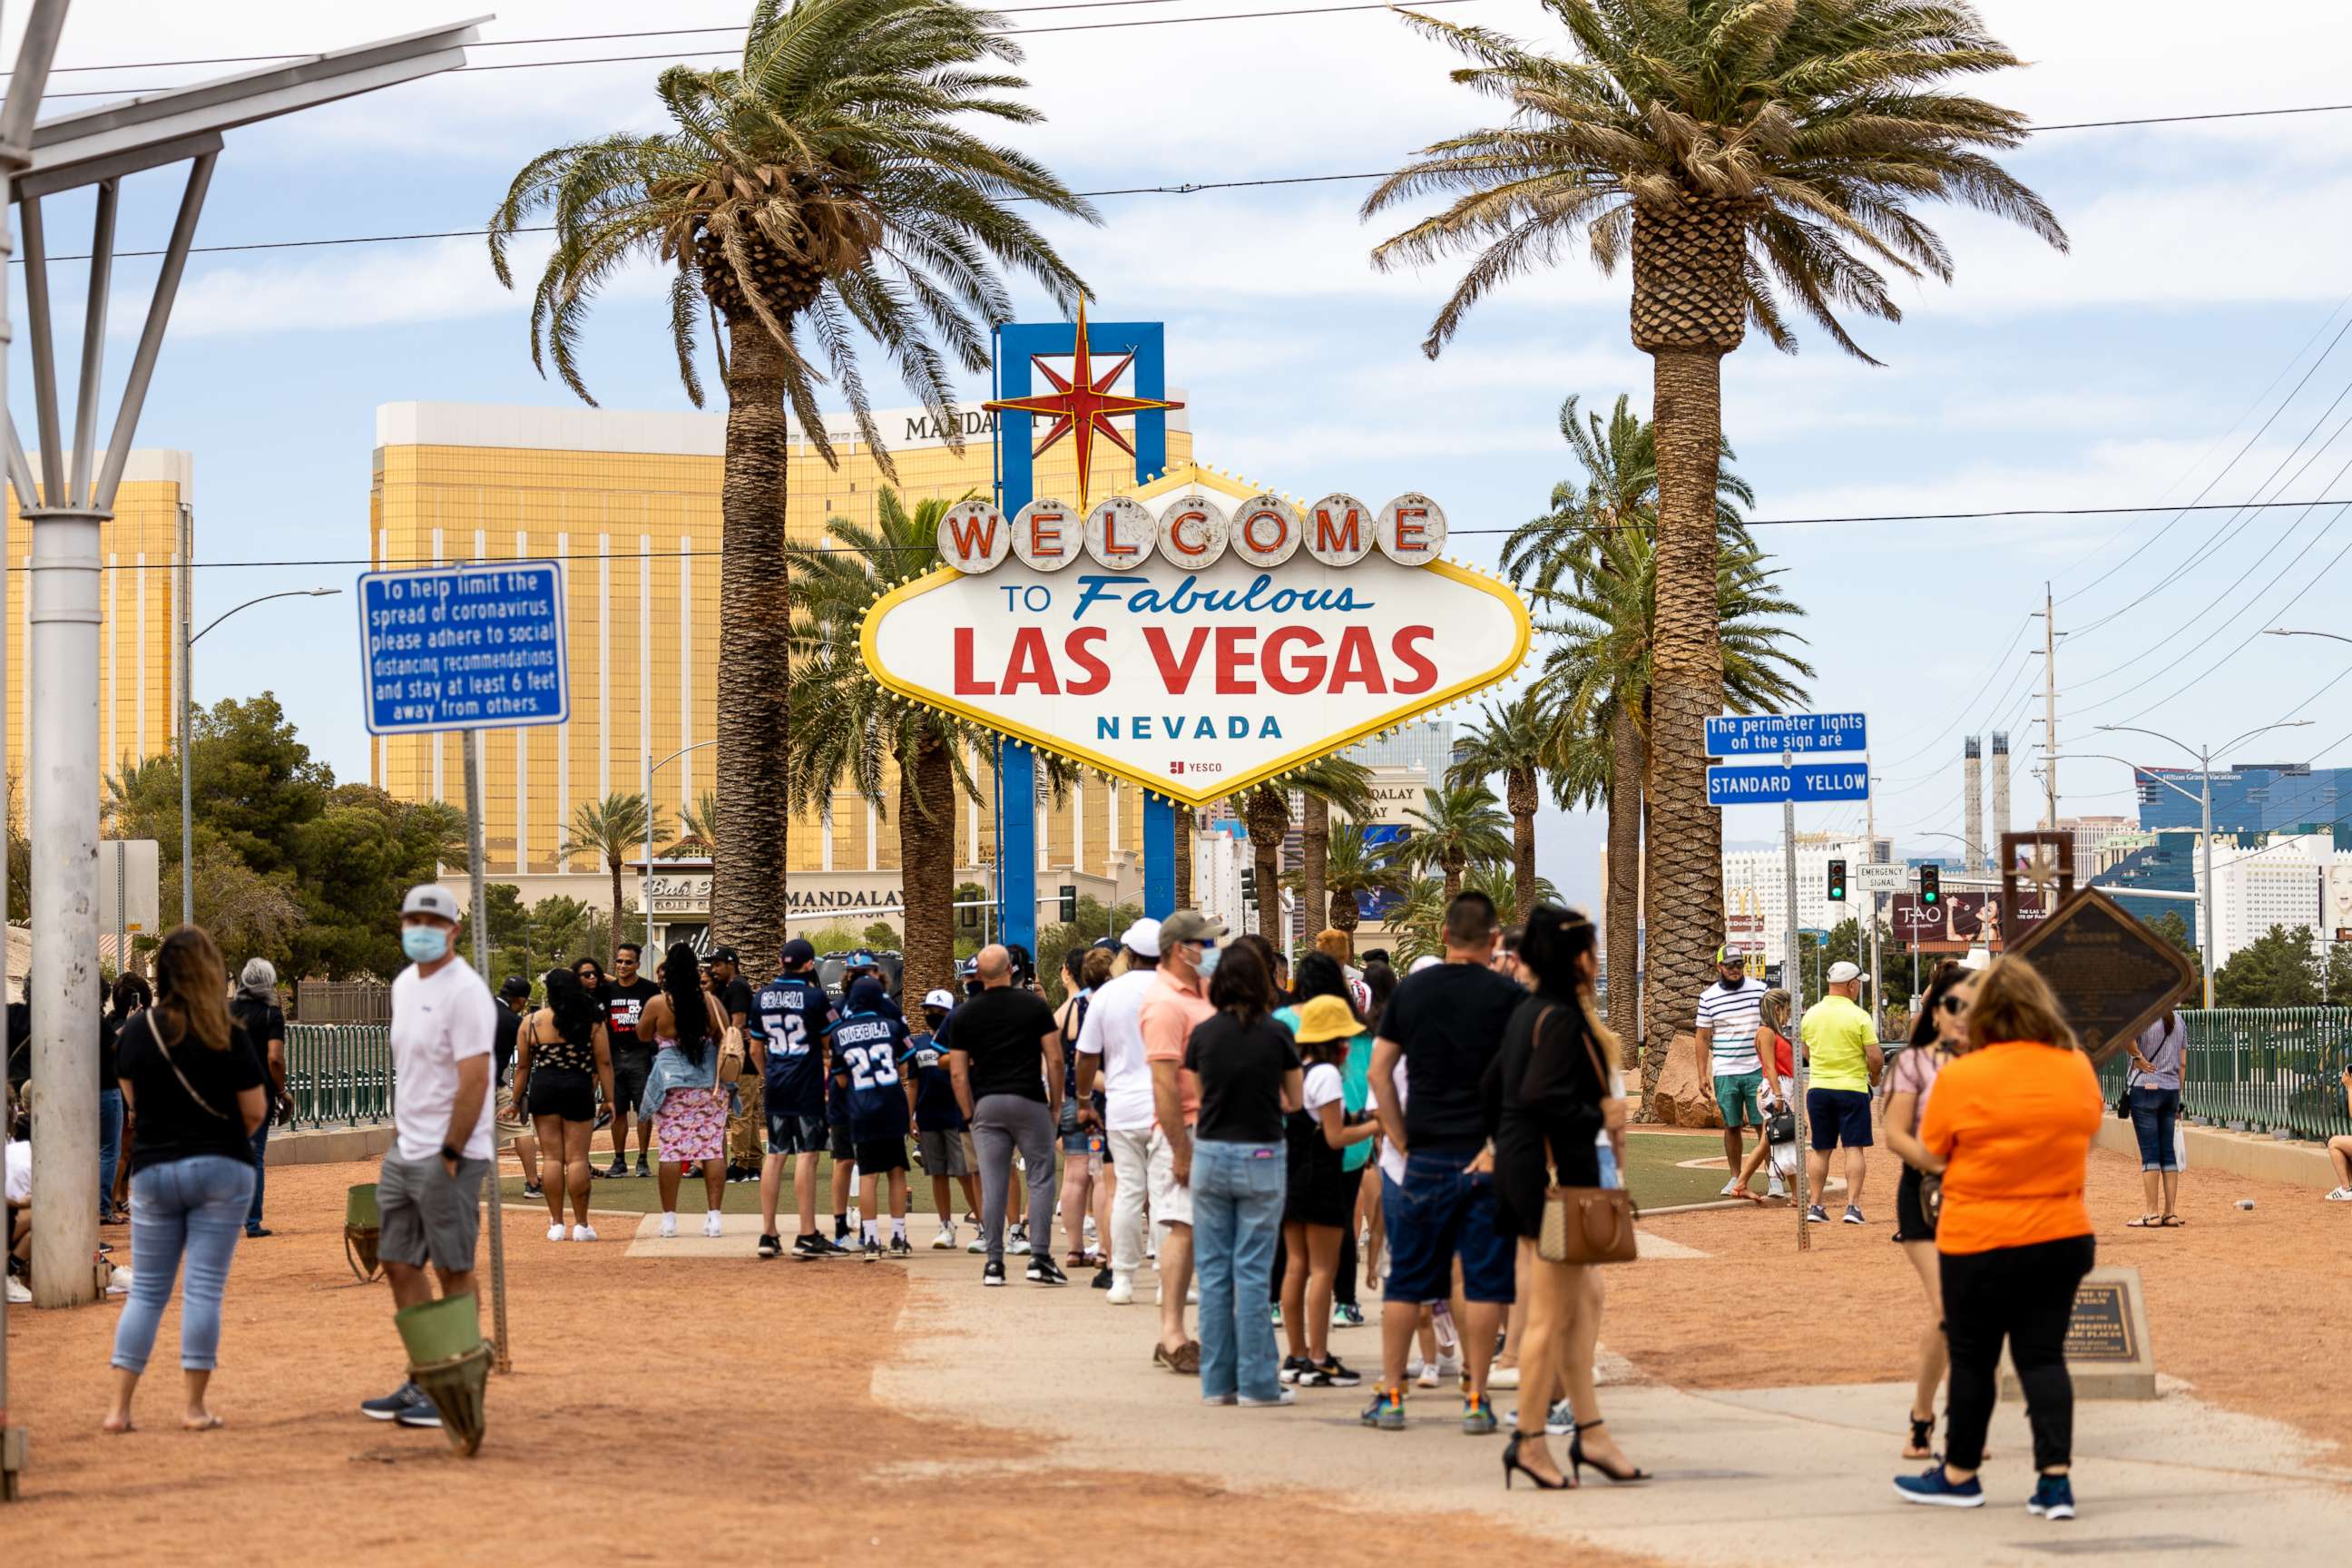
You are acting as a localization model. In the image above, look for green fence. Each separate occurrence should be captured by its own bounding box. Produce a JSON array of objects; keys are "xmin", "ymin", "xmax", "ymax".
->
[
  {"xmin": 2093, "ymin": 1009, "xmax": 2352, "ymax": 1142},
  {"xmin": 287, "ymin": 1023, "xmax": 396, "ymax": 1128}
]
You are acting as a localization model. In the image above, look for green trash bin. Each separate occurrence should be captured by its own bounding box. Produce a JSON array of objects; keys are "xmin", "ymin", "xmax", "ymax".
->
[
  {"xmin": 395, "ymin": 1290, "xmax": 483, "ymax": 1367},
  {"xmin": 344, "ymin": 1183, "xmax": 383, "ymax": 1282}
]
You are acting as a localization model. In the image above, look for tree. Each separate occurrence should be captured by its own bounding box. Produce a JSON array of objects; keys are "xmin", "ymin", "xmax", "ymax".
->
[
  {"xmin": 1240, "ymin": 760, "xmax": 1375, "ymax": 949},
  {"xmin": 2213, "ymin": 925, "xmax": 2322, "ymax": 1009},
  {"xmin": 1368, "ymin": 0, "xmax": 2061, "ymax": 1121},
  {"xmin": 1400, "ymin": 783, "xmax": 1513, "ymax": 903},
  {"xmin": 1320, "ymin": 821, "xmax": 1405, "ymax": 941},
  {"xmin": 165, "ymin": 846, "xmax": 300, "ymax": 973},
  {"xmin": 663, "ymin": 789, "xmax": 722, "ymax": 856},
  {"xmin": 1036, "ymin": 896, "xmax": 1143, "ymax": 1004},
  {"xmin": 289, "ymin": 785, "xmax": 466, "ymax": 981},
  {"xmin": 561, "ymin": 793, "xmax": 670, "ymax": 965},
  {"xmin": 1385, "ymin": 876, "xmax": 1451, "ymax": 965},
  {"xmin": 1448, "ymin": 689, "xmax": 1549, "ymax": 922},
  {"xmin": 789, "ymin": 488, "xmax": 990, "ymax": 1004},
  {"xmin": 491, "ymin": 0, "xmax": 1094, "ymax": 965},
  {"xmin": 2326, "ymin": 943, "xmax": 2352, "ymax": 1008},
  {"xmin": 1465, "ymin": 859, "xmax": 1558, "ymax": 916}
]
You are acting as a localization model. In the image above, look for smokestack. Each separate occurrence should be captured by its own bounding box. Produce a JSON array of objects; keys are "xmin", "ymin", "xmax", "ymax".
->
[
  {"xmin": 1964, "ymin": 737, "xmax": 1984, "ymax": 877},
  {"xmin": 1990, "ymin": 731, "xmax": 2012, "ymax": 874}
]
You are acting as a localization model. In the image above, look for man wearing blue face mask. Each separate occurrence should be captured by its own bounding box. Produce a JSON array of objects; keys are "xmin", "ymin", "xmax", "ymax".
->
[{"xmin": 358, "ymin": 885, "xmax": 499, "ymax": 1431}]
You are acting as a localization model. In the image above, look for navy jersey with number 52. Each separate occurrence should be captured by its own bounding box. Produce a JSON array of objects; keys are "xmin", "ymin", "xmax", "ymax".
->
[
  {"xmin": 830, "ymin": 1009, "xmax": 911, "ymax": 1142},
  {"xmin": 752, "ymin": 975, "xmax": 834, "ymax": 1118}
]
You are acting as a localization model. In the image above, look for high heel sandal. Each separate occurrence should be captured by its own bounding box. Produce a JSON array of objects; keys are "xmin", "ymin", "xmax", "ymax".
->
[
  {"xmin": 1569, "ymin": 1418, "xmax": 1651, "ymax": 1485},
  {"xmin": 1905, "ymin": 1415, "xmax": 1935, "ymax": 1459},
  {"xmin": 1502, "ymin": 1431, "xmax": 1573, "ymax": 1490}
]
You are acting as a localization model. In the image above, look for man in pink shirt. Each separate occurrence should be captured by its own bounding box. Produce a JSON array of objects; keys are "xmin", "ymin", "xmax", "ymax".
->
[{"xmin": 1139, "ymin": 908, "xmax": 1225, "ymax": 1373}]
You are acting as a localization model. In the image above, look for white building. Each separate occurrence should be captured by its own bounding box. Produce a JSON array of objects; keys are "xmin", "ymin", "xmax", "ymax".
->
[
  {"xmin": 2201, "ymin": 832, "xmax": 2333, "ymax": 961},
  {"xmin": 1720, "ymin": 836, "xmax": 1883, "ymax": 959}
]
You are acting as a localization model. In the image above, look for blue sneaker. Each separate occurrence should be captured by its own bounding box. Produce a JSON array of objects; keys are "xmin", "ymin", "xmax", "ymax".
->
[
  {"xmin": 1894, "ymin": 1463, "xmax": 1984, "ymax": 1508},
  {"xmin": 1359, "ymin": 1386, "xmax": 1406, "ymax": 1431},
  {"xmin": 2027, "ymin": 1474, "xmax": 2076, "ymax": 1520}
]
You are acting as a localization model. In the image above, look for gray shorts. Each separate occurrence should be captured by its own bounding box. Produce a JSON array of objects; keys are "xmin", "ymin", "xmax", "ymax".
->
[
  {"xmin": 918, "ymin": 1128, "xmax": 973, "ymax": 1177},
  {"xmin": 378, "ymin": 1152, "xmax": 489, "ymax": 1274}
]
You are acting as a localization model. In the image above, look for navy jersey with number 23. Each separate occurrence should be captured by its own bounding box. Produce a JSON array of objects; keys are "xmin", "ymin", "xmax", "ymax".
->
[
  {"xmin": 753, "ymin": 975, "xmax": 834, "ymax": 1118},
  {"xmin": 831, "ymin": 1009, "xmax": 911, "ymax": 1141}
]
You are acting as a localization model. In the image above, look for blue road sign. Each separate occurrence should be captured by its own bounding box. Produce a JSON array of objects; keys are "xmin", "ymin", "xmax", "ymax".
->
[
  {"xmin": 1706, "ymin": 712, "xmax": 1867, "ymax": 756},
  {"xmin": 358, "ymin": 561, "xmax": 569, "ymax": 735},
  {"xmin": 1706, "ymin": 761, "xmax": 1872, "ymax": 807}
]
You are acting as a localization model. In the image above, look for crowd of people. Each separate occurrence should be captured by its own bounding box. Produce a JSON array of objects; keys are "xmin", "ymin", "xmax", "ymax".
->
[{"xmin": 19, "ymin": 869, "xmax": 2335, "ymax": 1524}]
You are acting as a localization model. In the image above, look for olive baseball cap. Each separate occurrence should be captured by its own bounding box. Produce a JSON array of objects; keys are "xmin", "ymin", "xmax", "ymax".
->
[{"xmin": 1158, "ymin": 909, "xmax": 1229, "ymax": 946}]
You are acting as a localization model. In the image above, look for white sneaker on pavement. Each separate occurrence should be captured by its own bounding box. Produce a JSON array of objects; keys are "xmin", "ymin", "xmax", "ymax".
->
[
  {"xmin": 1720, "ymin": 1178, "xmax": 1742, "ymax": 1197},
  {"xmin": 934, "ymin": 1224, "xmax": 957, "ymax": 1250},
  {"xmin": 703, "ymin": 1210, "xmax": 726, "ymax": 1238},
  {"xmin": 658, "ymin": 1212, "xmax": 679, "ymax": 1239},
  {"xmin": 1106, "ymin": 1273, "xmax": 1135, "ymax": 1306}
]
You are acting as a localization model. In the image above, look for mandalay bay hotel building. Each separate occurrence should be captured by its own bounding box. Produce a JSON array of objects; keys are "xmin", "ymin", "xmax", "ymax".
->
[{"xmin": 369, "ymin": 398, "xmax": 1194, "ymax": 948}]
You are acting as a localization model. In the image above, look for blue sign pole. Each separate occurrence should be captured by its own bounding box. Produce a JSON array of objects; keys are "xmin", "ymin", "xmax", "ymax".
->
[
  {"xmin": 1143, "ymin": 794, "xmax": 1175, "ymax": 918},
  {"xmin": 991, "ymin": 318, "xmax": 1169, "ymax": 952}
]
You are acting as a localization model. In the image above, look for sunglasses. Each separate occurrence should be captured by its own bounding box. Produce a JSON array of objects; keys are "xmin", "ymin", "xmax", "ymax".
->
[{"xmin": 1938, "ymin": 995, "xmax": 1969, "ymax": 1015}]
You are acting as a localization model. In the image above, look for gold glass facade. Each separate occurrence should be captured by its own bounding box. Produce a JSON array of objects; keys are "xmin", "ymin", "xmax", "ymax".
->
[
  {"xmin": 369, "ymin": 402, "xmax": 1191, "ymax": 891},
  {"xmin": 5, "ymin": 453, "xmax": 193, "ymax": 793}
]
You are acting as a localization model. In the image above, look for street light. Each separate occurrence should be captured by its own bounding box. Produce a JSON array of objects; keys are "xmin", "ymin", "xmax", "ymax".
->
[
  {"xmin": 178, "ymin": 582, "xmax": 340, "ymax": 926},
  {"xmin": 642, "ymin": 738, "xmax": 718, "ymax": 951},
  {"xmin": 2090, "ymin": 719, "xmax": 2313, "ymax": 1009}
]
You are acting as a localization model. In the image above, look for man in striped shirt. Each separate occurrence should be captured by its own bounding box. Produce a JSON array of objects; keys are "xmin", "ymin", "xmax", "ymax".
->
[{"xmin": 1695, "ymin": 948, "xmax": 1769, "ymax": 1197}]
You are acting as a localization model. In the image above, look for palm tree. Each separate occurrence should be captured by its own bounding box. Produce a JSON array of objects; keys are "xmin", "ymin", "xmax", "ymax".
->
[
  {"xmin": 1241, "ymin": 759, "xmax": 1375, "ymax": 948},
  {"xmin": 490, "ymin": 0, "xmax": 1094, "ymax": 964},
  {"xmin": 789, "ymin": 489, "xmax": 986, "ymax": 1003},
  {"xmin": 1538, "ymin": 528, "xmax": 1812, "ymax": 1091},
  {"xmin": 1367, "ymin": 0, "xmax": 2061, "ymax": 1104},
  {"xmin": 665, "ymin": 789, "xmax": 720, "ymax": 856},
  {"xmin": 1320, "ymin": 820, "xmax": 1407, "ymax": 942},
  {"xmin": 1385, "ymin": 876, "xmax": 1451, "ymax": 966},
  {"xmin": 1401, "ymin": 783, "xmax": 1514, "ymax": 903},
  {"xmin": 561, "ymin": 792, "xmax": 671, "ymax": 964},
  {"xmin": 1465, "ymin": 858, "xmax": 1559, "ymax": 915},
  {"xmin": 1447, "ymin": 690, "xmax": 1551, "ymax": 922}
]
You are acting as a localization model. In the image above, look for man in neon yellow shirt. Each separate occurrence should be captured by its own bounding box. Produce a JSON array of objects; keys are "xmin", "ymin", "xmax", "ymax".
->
[{"xmin": 1799, "ymin": 962, "xmax": 1884, "ymax": 1227}]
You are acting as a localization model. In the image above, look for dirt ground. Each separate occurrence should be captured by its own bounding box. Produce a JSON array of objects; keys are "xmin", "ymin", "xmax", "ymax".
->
[
  {"xmin": 4, "ymin": 1140, "xmax": 2344, "ymax": 1560},
  {"xmin": 1616, "ymin": 1135, "xmax": 2352, "ymax": 1455},
  {"xmin": 0, "ymin": 1161, "xmax": 1651, "ymax": 1567}
]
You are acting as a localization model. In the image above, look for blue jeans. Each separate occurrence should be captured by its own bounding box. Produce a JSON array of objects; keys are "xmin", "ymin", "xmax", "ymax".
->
[
  {"xmin": 1191, "ymin": 1139, "xmax": 1286, "ymax": 1402},
  {"xmin": 1380, "ymin": 1149, "xmax": 1515, "ymax": 1305},
  {"xmin": 247, "ymin": 1119, "xmax": 270, "ymax": 1230},
  {"xmin": 98, "ymin": 1089, "xmax": 122, "ymax": 1217},
  {"xmin": 2129, "ymin": 1085, "xmax": 2180, "ymax": 1172},
  {"xmin": 110, "ymin": 1154, "xmax": 255, "ymax": 1374}
]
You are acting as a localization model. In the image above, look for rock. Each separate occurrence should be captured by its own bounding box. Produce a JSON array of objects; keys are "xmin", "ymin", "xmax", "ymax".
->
[{"xmin": 1649, "ymin": 1029, "xmax": 1724, "ymax": 1129}]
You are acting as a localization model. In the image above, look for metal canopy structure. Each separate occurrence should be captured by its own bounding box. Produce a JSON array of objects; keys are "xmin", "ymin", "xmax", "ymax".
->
[{"xmin": 5, "ymin": 12, "xmax": 484, "ymax": 1339}]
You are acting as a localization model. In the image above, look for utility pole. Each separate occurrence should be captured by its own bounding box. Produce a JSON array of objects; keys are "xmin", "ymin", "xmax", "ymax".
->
[
  {"xmin": 2042, "ymin": 583, "xmax": 2059, "ymax": 831},
  {"xmin": 1866, "ymin": 777, "xmax": 1881, "ymax": 1022}
]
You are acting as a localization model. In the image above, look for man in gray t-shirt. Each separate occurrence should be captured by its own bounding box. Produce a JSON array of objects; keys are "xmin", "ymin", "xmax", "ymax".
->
[{"xmin": 1694, "ymin": 949, "xmax": 1769, "ymax": 1196}]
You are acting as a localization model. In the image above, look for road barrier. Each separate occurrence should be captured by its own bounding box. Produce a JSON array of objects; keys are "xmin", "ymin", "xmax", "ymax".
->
[
  {"xmin": 287, "ymin": 1023, "xmax": 396, "ymax": 1128},
  {"xmin": 2094, "ymin": 1009, "xmax": 2352, "ymax": 1142}
]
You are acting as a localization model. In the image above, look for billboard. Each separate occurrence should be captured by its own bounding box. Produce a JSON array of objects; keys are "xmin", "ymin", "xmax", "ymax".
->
[
  {"xmin": 1887, "ymin": 889, "xmax": 2051, "ymax": 952},
  {"xmin": 861, "ymin": 479, "xmax": 1531, "ymax": 808}
]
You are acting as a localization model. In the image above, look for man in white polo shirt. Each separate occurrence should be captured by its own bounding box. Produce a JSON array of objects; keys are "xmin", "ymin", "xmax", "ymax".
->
[
  {"xmin": 358, "ymin": 885, "xmax": 499, "ymax": 1430},
  {"xmin": 1695, "ymin": 946, "xmax": 1769, "ymax": 1199},
  {"xmin": 1074, "ymin": 917, "xmax": 1161, "ymax": 1307}
]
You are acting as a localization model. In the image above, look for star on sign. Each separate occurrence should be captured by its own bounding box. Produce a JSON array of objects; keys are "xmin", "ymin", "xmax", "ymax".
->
[
  {"xmin": 982, "ymin": 296, "xmax": 1183, "ymax": 509},
  {"xmin": 2020, "ymin": 846, "xmax": 2063, "ymax": 896}
]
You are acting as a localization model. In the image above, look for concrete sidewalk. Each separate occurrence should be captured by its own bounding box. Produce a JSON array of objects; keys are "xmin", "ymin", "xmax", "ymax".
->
[{"xmin": 874, "ymin": 1246, "xmax": 2351, "ymax": 1568}]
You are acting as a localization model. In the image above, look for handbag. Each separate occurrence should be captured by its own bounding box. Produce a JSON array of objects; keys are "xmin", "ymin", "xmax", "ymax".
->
[
  {"xmin": 1766, "ymin": 1102, "xmax": 1797, "ymax": 1145},
  {"xmin": 1525, "ymin": 1005, "xmax": 1639, "ymax": 1267},
  {"xmin": 716, "ymin": 1024, "xmax": 748, "ymax": 1085}
]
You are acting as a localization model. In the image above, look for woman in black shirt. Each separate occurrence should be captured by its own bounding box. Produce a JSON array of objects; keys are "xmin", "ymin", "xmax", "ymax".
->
[
  {"xmin": 1483, "ymin": 905, "xmax": 1642, "ymax": 1489},
  {"xmin": 516, "ymin": 966, "xmax": 615, "ymax": 1242},
  {"xmin": 228, "ymin": 959, "xmax": 288, "ymax": 1239},
  {"xmin": 104, "ymin": 926, "xmax": 267, "ymax": 1435},
  {"xmin": 1182, "ymin": 940, "xmax": 1301, "ymax": 1409}
]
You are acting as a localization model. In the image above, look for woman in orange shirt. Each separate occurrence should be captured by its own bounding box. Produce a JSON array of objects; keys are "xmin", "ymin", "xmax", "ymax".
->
[{"xmin": 1894, "ymin": 956, "xmax": 2103, "ymax": 1523}]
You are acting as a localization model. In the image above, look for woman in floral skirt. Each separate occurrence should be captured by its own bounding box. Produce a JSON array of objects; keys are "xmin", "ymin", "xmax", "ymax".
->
[{"xmin": 636, "ymin": 941, "xmax": 731, "ymax": 1239}]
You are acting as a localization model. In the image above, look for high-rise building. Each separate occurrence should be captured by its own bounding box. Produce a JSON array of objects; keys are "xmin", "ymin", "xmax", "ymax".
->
[
  {"xmin": 2133, "ymin": 761, "xmax": 2352, "ymax": 834},
  {"xmin": 5, "ymin": 452, "xmax": 193, "ymax": 798},
  {"xmin": 369, "ymin": 399, "xmax": 1191, "ymax": 937},
  {"xmin": 1346, "ymin": 719, "xmax": 1455, "ymax": 786},
  {"xmin": 1721, "ymin": 836, "xmax": 1878, "ymax": 959}
]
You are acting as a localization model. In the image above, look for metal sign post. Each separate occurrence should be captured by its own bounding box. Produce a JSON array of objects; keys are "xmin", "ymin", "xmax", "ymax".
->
[
  {"xmin": 1780, "ymin": 746, "xmax": 1809, "ymax": 1254},
  {"xmin": 363, "ymin": 559, "xmax": 571, "ymax": 1377}
]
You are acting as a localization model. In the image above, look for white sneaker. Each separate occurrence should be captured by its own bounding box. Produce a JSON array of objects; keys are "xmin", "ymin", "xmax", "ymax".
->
[
  {"xmin": 1406, "ymin": 1355, "xmax": 1426, "ymax": 1380},
  {"xmin": 571, "ymin": 1224, "xmax": 598, "ymax": 1243},
  {"xmin": 546, "ymin": 1222, "xmax": 567, "ymax": 1242},
  {"xmin": 659, "ymin": 1212, "xmax": 680, "ymax": 1239},
  {"xmin": 1106, "ymin": 1273, "xmax": 1135, "ymax": 1306},
  {"xmin": 933, "ymin": 1224, "xmax": 957, "ymax": 1250},
  {"xmin": 5, "ymin": 1276, "xmax": 28, "ymax": 1304},
  {"xmin": 1416, "ymin": 1360, "xmax": 1442, "ymax": 1389},
  {"xmin": 703, "ymin": 1210, "xmax": 726, "ymax": 1238},
  {"xmin": 1720, "ymin": 1178, "xmax": 1742, "ymax": 1197},
  {"xmin": 1767, "ymin": 1175, "xmax": 1788, "ymax": 1200},
  {"xmin": 966, "ymin": 1233, "xmax": 988, "ymax": 1254},
  {"xmin": 1186, "ymin": 1285, "xmax": 1200, "ymax": 1305},
  {"xmin": 1008, "ymin": 1226, "xmax": 1032, "ymax": 1256},
  {"xmin": 2327, "ymin": 1187, "xmax": 2352, "ymax": 1202},
  {"xmin": 1436, "ymin": 1353, "xmax": 1463, "ymax": 1384}
]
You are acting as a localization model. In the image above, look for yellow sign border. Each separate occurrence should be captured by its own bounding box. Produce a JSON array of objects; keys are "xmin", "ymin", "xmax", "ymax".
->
[{"xmin": 858, "ymin": 557, "xmax": 1533, "ymax": 808}]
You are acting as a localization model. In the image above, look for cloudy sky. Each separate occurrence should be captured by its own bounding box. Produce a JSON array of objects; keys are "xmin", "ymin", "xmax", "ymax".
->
[{"xmin": 7, "ymin": 0, "xmax": 2352, "ymax": 911}]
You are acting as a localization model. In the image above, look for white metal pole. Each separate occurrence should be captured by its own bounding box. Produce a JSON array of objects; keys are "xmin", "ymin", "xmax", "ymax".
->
[
  {"xmin": 2200, "ymin": 746, "xmax": 2216, "ymax": 1010},
  {"xmin": 179, "ymin": 505, "xmax": 193, "ymax": 926},
  {"xmin": 462, "ymin": 728, "xmax": 511, "ymax": 1372},
  {"xmin": 1781, "ymin": 746, "xmax": 1809, "ymax": 1250},
  {"xmin": 1867, "ymin": 777, "xmax": 1882, "ymax": 1024},
  {"xmin": 642, "ymin": 748, "xmax": 654, "ymax": 955}
]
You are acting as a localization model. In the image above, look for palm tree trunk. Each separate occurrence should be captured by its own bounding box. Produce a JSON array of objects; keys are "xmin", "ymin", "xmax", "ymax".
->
[
  {"xmin": 898, "ymin": 731, "xmax": 957, "ymax": 1005},
  {"xmin": 1442, "ymin": 851, "xmax": 1464, "ymax": 903},
  {"xmin": 1604, "ymin": 703, "xmax": 1644, "ymax": 1073},
  {"xmin": 1173, "ymin": 807, "xmax": 1192, "ymax": 909},
  {"xmin": 1641, "ymin": 343, "xmax": 1730, "ymax": 1111},
  {"xmin": 611, "ymin": 854, "xmax": 625, "ymax": 965},
  {"xmin": 710, "ymin": 318, "xmax": 794, "ymax": 964},
  {"xmin": 1505, "ymin": 766, "xmax": 1537, "ymax": 924},
  {"xmin": 1244, "ymin": 789, "xmax": 1290, "ymax": 947},
  {"xmin": 1300, "ymin": 795, "xmax": 1329, "ymax": 936},
  {"xmin": 1332, "ymin": 895, "xmax": 1359, "ymax": 938}
]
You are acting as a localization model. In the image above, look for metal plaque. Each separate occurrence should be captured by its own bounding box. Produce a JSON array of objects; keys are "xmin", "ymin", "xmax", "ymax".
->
[{"xmin": 2001, "ymin": 888, "xmax": 2196, "ymax": 1064}]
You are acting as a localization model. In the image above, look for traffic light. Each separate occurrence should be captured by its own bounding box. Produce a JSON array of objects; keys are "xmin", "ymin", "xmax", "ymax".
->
[
  {"xmin": 1240, "ymin": 866, "xmax": 1258, "ymax": 907},
  {"xmin": 1057, "ymin": 884, "xmax": 1077, "ymax": 923},
  {"xmin": 1827, "ymin": 858, "xmax": 1847, "ymax": 903},
  {"xmin": 1919, "ymin": 865, "xmax": 1941, "ymax": 906}
]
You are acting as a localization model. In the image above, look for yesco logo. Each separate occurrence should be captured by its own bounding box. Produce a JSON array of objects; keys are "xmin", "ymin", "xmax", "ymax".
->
[{"xmin": 934, "ymin": 490, "xmax": 1446, "ymax": 574}]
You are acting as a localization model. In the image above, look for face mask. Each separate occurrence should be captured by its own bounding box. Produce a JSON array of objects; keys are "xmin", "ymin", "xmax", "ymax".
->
[
  {"xmin": 1196, "ymin": 945, "xmax": 1222, "ymax": 978},
  {"xmin": 402, "ymin": 925, "xmax": 450, "ymax": 964}
]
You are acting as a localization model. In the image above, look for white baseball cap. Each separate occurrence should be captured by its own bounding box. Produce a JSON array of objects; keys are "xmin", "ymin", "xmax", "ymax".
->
[
  {"xmin": 1120, "ymin": 916, "xmax": 1162, "ymax": 957},
  {"xmin": 922, "ymin": 988, "xmax": 956, "ymax": 1010},
  {"xmin": 1826, "ymin": 960, "xmax": 1863, "ymax": 984},
  {"xmin": 401, "ymin": 885, "xmax": 460, "ymax": 922}
]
